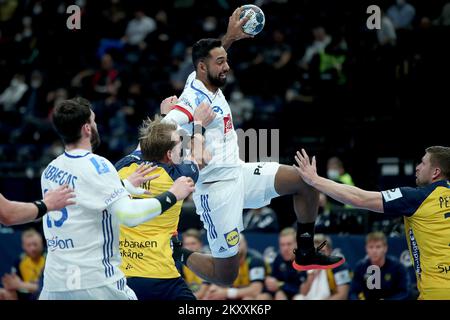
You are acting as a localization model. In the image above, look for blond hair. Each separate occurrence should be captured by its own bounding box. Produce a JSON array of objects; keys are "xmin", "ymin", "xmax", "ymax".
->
[{"xmin": 139, "ymin": 116, "xmax": 178, "ymax": 161}]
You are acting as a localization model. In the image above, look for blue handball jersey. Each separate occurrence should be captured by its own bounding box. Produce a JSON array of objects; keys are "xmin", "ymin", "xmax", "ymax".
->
[{"xmin": 381, "ymin": 180, "xmax": 450, "ymax": 299}]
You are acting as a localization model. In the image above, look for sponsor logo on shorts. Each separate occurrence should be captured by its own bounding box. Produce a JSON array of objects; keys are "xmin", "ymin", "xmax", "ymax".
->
[
  {"xmin": 219, "ymin": 246, "xmax": 227, "ymax": 253},
  {"xmin": 224, "ymin": 228, "xmax": 240, "ymax": 248},
  {"xmin": 253, "ymin": 163, "xmax": 265, "ymax": 175}
]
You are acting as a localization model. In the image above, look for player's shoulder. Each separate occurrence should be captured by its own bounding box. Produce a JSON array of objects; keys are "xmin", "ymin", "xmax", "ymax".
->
[
  {"xmin": 158, "ymin": 161, "xmax": 199, "ymax": 183},
  {"xmin": 115, "ymin": 150, "xmax": 145, "ymax": 171},
  {"xmin": 180, "ymin": 71, "xmax": 212, "ymax": 107},
  {"xmin": 381, "ymin": 184, "xmax": 427, "ymax": 205},
  {"xmin": 83, "ymin": 153, "xmax": 116, "ymax": 176}
]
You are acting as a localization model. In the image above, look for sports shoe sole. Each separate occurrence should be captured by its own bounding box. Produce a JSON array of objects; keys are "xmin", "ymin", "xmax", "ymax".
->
[{"xmin": 292, "ymin": 257, "xmax": 346, "ymax": 271}]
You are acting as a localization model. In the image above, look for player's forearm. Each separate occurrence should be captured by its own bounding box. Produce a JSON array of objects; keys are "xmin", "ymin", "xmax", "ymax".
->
[
  {"xmin": 221, "ymin": 34, "xmax": 235, "ymax": 51},
  {"xmin": 0, "ymin": 195, "xmax": 38, "ymax": 226},
  {"xmin": 311, "ymin": 177, "xmax": 383, "ymax": 213},
  {"xmin": 191, "ymin": 134, "xmax": 209, "ymax": 169},
  {"xmin": 111, "ymin": 191, "xmax": 177, "ymax": 227}
]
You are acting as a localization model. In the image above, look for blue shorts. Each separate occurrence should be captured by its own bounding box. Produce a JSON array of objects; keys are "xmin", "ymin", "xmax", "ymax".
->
[{"xmin": 126, "ymin": 277, "xmax": 196, "ymax": 300}]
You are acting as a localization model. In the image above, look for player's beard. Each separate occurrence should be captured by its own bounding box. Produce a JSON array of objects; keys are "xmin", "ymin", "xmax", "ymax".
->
[
  {"xmin": 207, "ymin": 69, "xmax": 227, "ymax": 88},
  {"xmin": 90, "ymin": 126, "xmax": 101, "ymax": 152}
]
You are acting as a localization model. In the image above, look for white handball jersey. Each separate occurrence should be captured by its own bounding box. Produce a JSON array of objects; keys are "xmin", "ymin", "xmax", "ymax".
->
[
  {"xmin": 174, "ymin": 71, "xmax": 240, "ymax": 183},
  {"xmin": 40, "ymin": 149, "xmax": 129, "ymax": 291}
]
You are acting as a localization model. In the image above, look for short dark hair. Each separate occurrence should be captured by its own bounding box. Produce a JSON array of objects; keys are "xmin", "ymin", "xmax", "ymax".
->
[
  {"xmin": 52, "ymin": 97, "xmax": 92, "ymax": 145},
  {"xmin": 192, "ymin": 38, "xmax": 222, "ymax": 69},
  {"xmin": 426, "ymin": 146, "xmax": 450, "ymax": 179},
  {"xmin": 139, "ymin": 115, "xmax": 178, "ymax": 161}
]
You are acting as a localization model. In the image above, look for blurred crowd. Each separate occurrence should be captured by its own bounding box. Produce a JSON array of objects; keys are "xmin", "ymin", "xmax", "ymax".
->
[{"xmin": 1, "ymin": 0, "xmax": 449, "ymax": 180}]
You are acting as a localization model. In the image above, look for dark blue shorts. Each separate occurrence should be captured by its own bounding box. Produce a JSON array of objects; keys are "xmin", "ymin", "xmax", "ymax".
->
[{"xmin": 126, "ymin": 276, "xmax": 196, "ymax": 300}]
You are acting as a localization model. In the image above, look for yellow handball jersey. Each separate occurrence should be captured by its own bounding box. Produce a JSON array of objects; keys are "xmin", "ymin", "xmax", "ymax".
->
[
  {"xmin": 115, "ymin": 150, "xmax": 199, "ymax": 279},
  {"xmin": 382, "ymin": 180, "xmax": 450, "ymax": 299}
]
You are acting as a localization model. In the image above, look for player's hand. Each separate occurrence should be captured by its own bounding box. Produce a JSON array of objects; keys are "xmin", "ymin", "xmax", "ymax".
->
[
  {"xmin": 43, "ymin": 185, "xmax": 76, "ymax": 211},
  {"xmin": 224, "ymin": 6, "xmax": 254, "ymax": 43},
  {"xmin": 293, "ymin": 149, "xmax": 319, "ymax": 187},
  {"xmin": 169, "ymin": 176, "xmax": 195, "ymax": 201},
  {"xmin": 193, "ymin": 101, "xmax": 215, "ymax": 127},
  {"xmin": 160, "ymin": 95, "xmax": 178, "ymax": 115},
  {"xmin": 125, "ymin": 163, "xmax": 160, "ymax": 195}
]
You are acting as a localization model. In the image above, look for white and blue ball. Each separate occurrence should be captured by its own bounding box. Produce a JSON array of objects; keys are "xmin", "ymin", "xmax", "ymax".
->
[{"xmin": 240, "ymin": 4, "xmax": 265, "ymax": 36}]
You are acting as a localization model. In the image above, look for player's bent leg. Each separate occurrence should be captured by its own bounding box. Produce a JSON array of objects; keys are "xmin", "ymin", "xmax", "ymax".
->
[
  {"xmin": 186, "ymin": 253, "xmax": 240, "ymax": 287},
  {"xmin": 274, "ymin": 164, "xmax": 319, "ymax": 223},
  {"xmin": 273, "ymin": 165, "xmax": 345, "ymax": 271},
  {"xmin": 172, "ymin": 231, "xmax": 240, "ymax": 286}
]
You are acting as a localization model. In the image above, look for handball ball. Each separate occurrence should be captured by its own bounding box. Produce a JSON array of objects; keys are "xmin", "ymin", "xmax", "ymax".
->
[{"xmin": 240, "ymin": 5, "xmax": 265, "ymax": 36}]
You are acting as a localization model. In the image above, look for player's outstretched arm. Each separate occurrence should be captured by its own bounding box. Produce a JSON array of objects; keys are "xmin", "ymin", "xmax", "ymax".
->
[
  {"xmin": 294, "ymin": 149, "xmax": 384, "ymax": 213},
  {"xmin": 0, "ymin": 185, "xmax": 75, "ymax": 226},
  {"xmin": 111, "ymin": 176, "xmax": 195, "ymax": 227},
  {"xmin": 222, "ymin": 6, "xmax": 253, "ymax": 50}
]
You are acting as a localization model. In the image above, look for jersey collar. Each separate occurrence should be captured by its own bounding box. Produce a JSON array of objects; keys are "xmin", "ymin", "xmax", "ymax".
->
[
  {"xmin": 191, "ymin": 75, "xmax": 221, "ymax": 103},
  {"xmin": 64, "ymin": 149, "xmax": 91, "ymax": 158}
]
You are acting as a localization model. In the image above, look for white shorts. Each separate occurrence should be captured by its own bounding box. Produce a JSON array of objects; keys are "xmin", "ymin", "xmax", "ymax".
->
[
  {"xmin": 193, "ymin": 162, "xmax": 280, "ymax": 258},
  {"xmin": 39, "ymin": 278, "xmax": 137, "ymax": 300}
]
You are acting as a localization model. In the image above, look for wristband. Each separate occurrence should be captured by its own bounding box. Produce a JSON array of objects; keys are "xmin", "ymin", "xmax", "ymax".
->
[
  {"xmin": 34, "ymin": 200, "xmax": 48, "ymax": 219},
  {"xmin": 122, "ymin": 179, "xmax": 147, "ymax": 196},
  {"xmin": 227, "ymin": 288, "xmax": 238, "ymax": 299},
  {"xmin": 155, "ymin": 191, "xmax": 177, "ymax": 213}
]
